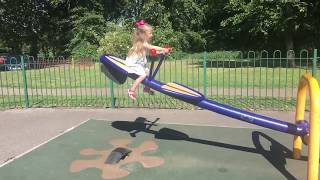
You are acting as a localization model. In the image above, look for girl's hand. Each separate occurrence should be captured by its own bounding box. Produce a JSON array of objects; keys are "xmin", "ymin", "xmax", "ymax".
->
[
  {"xmin": 163, "ymin": 46, "xmax": 173, "ymax": 54},
  {"xmin": 150, "ymin": 49, "xmax": 157, "ymax": 56},
  {"xmin": 149, "ymin": 49, "xmax": 163, "ymax": 56}
]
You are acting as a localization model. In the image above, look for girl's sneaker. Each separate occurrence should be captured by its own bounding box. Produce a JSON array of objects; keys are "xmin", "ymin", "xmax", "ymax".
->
[
  {"xmin": 143, "ymin": 86, "xmax": 155, "ymax": 95},
  {"xmin": 127, "ymin": 89, "xmax": 137, "ymax": 100}
]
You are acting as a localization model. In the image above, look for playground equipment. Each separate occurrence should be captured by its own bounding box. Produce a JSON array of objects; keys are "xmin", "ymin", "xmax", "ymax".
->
[{"xmin": 100, "ymin": 53, "xmax": 320, "ymax": 180}]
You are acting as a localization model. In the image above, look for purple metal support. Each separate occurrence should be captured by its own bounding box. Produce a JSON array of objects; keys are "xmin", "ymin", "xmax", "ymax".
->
[{"xmin": 197, "ymin": 99, "xmax": 308, "ymax": 136}]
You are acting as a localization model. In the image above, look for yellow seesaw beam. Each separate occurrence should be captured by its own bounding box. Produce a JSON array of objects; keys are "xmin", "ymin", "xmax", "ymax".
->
[{"xmin": 293, "ymin": 73, "xmax": 320, "ymax": 180}]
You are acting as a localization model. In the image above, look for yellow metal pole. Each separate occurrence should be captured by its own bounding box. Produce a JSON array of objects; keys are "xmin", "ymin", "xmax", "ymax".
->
[
  {"xmin": 293, "ymin": 73, "xmax": 320, "ymax": 180},
  {"xmin": 293, "ymin": 79, "xmax": 307, "ymax": 159},
  {"xmin": 306, "ymin": 75, "xmax": 320, "ymax": 180}
]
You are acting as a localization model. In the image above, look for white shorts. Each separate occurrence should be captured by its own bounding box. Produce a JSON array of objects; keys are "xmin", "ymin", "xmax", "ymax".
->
[{"xmin": 127, "ymin": 64, "xmax": 148, "ymax": 76}]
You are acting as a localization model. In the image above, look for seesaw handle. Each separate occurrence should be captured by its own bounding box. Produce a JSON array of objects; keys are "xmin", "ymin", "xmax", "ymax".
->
[
  {"xmin": 151, "ymin": 54, "xmax": 165, "ymax": 79},
  {"xmin": 148, "ymin": 49, "xmax": 166, "ymax": 80}
]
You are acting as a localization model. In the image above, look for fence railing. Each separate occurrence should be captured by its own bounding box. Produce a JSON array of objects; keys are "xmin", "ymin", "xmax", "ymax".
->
[{"xmin": 0, "ymin": 49, "xmax": 319, "ymax": 110}]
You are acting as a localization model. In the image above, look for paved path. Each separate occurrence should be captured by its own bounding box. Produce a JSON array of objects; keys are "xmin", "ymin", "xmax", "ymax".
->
[{"xmin": 0, "ymin": 108, "xmax": 298, "ymax": 166}]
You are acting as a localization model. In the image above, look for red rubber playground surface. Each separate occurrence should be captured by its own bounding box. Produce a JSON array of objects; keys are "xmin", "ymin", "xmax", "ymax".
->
[{"xmin": 0, "ymin": 108, "xmax": 310, "ymax": 180}]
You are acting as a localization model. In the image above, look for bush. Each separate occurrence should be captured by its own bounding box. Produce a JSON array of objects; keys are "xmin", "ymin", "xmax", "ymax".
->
[
  {"xmin": 71, "ymin": 41, "xmax": 99, "ymax": 59},
  {"xmin": 97, "ymin": 27, "xmax": 207, "ymax": 58},
  {"xmin": 166, "ymin": 51, "xmax": 242, "ymax": 61},
  {"xmin": 152, "ymin": 29, "xmax": 206, "ymax": 52},
  {"xmin": 152, "ymin": 28, "xmax": 185, "ymax": 51},
  {"xmin": 183, "ymin": 31, "xmax": 206, "ymax": 52},
  {"xmin": 97, "ymin": 30, "xmax": 131, "ymax": 58}
]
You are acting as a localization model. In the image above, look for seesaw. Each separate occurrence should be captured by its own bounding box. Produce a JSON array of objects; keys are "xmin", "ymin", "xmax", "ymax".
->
[{"xmin": 100, "ymin": 52, "xmax": 320, "ymax": 180}]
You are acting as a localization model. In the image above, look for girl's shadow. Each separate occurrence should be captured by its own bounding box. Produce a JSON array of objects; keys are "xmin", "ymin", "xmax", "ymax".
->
[{"xmin": 111, "ymin": 117, "xmax": 307, "ymax": 180}]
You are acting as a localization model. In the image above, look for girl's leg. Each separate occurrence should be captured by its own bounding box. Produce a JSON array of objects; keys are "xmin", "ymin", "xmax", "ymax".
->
[
  {"xmin": 128, "ymin": 75, "xmax": 146, "ymax": 100},
  {"xmin": 130, "ymin": 75, "xmax": 146, "ymax": 91}
]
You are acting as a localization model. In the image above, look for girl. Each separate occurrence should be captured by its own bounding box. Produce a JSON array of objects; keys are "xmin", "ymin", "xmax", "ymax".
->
[{"xmin": 126, "ymin": 19, "xmax": 171, "ymax": 100}]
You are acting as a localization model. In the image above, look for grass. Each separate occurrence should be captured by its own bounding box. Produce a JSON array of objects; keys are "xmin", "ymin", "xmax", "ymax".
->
[
  {"xmin": 0, "ymin": 94, "xmax": 300, "ymax": 111},
  {"xmin": 0, "ymin": 61, "xmax": 311, "ymax": 89}
]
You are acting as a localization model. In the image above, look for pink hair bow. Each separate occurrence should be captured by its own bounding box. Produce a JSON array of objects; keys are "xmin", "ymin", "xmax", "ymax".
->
[{"xmin": 135, "ymin": 19, "xmax": 145, "ymax": 28}]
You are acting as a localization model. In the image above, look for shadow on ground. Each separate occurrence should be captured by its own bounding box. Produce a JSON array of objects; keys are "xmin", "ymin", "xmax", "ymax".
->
[{"xmin": 112, "ymin": 117, "xmax": 308, "ymax": 180}]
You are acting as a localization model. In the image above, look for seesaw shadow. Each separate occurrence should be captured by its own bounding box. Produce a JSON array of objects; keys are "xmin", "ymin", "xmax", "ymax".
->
[{"xmin": 111, "ymin": 117, "xmax": 308, "ymax": 180}]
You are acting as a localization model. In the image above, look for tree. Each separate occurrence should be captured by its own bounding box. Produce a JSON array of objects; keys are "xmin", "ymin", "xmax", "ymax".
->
[
  {"xmin": 67, "ymin": 7, "xmax": 107, "ymax": 57},
  {"xmin": 50, "ymin": 0, "xmax": 108, "ymax": 57},
  {"xmin": 0, "ymin": 0, "xmax": 49, "ymax": 55},
  {"xmin": 141, "ymin": 0, "xmax": 207, "ymax": 52},
  {"xmin": 221, "ymin": 0, "xmax": 312, "ymax": 51},
  {"xmin": 202, "ymin": 0, "xmax": 229, "ymax": 50}
]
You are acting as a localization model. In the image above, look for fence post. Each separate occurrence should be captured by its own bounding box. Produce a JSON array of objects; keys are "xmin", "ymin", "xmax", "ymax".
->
[
  {"xmin": 71, "ymin": 57, "xmax": 75, "ymax": 68},
  {"xmin": 312, "ymin": 49, "xmax": 318, "ymax": 77},
  {"xmin": 203, "ymin": 52, "xmax": 207, "ymax": 97},
  {"xmin": 21, "ymin": 56, "xmax": 29, "ymax": 108},
  {"xmin": 109, "ymin": 79, "xmax": 115, "ymax": 108}
]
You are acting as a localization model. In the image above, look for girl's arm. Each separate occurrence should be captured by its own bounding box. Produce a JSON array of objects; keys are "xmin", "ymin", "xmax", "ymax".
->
[{"xmin": 144, "ymin": 43, "xmax": 171, "ymax": 54}]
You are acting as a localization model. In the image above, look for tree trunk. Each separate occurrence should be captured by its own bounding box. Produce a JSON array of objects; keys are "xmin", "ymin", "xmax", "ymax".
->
[
  {"xmin": 285, "ymin": 33, "xmax": 295, "ymax": 67},
  {"xmin": 30, "ymin": 36, "xmax": 39, "ymax": 59}
]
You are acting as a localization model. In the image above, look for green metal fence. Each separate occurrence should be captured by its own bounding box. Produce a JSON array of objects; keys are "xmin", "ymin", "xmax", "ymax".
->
[{"xmin": 0, "ymin": 49, "xmax": 319, "ymax": 110}]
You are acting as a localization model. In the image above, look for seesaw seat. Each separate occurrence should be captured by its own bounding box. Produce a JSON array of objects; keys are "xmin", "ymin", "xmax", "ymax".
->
[
  {"xmin": 161, "ymin": 82, "xmax": 202, "ymax": 97},
  {"xmin": 102, "ymin": 54, "xmax": 203, "ymax": 99}
]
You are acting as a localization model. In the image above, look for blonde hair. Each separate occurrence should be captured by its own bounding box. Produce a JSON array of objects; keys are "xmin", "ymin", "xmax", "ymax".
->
[{"xmin": 128, "ymin": 23, "xmax": 152, "ymax": 57}]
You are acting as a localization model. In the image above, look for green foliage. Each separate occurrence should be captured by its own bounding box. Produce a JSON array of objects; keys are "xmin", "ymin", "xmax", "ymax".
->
[
  {"xmin": 97, "ymin": 24, "xmax": 207, "ymax": 57},
  {"xmin": 183, "ymin": 31, "xmax": 206, "ymax": 52},
  {"xmin": 97, "ymin": 30, "xmax": 131, "ymax": 58},
  {"xmin": 71, "ymin": 41, "xmax": 98, "ymax": 58},
  {"xmin": 220, "ymin": 0, "xmax": 314, "ymax": 50},
  {"xmin": 68, "ymin": 7, "xmax": 107, "ymax": 57},
  {"xmin": 71, "ymin": 8, "xmax": 106, "ymax": 44},
  {"xmin": 152, "ymin": 28, "xmax": 185, "ymax": 51},
  {"xmin": 0, "ymin": 42, "xmax": 10, "ymax": 53},
  {"xmin": 221, "ymin": 0, "xmax": 308, "ymax": 34},
  {"xmin": 151, "ymin": 28, "xmax": 206, "ymax": 52},
  {"xmin": 140, "ymin": 0, "xmax": 172, "ymax": 28},
  {"xmin": 50, "ymin": 0, "xmax": 104, "ymax": 11},
  {"xmin": 167, "ymin": 0, "xmax": 205, "ymax": 31},
  {"xmin": 0, "ymin": 0, "xmax": 49, "ymax": 55},
  {"xmin": 176, "ymin": 51, "xmax": 242, "ymax": 60},
  {"xmin": 206, "ymin": 51, "xmax": 242, "ymax": 59},
  {"xmin": 1, "ymin": 0, "xmax": 320, "ymax": 56}
]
